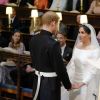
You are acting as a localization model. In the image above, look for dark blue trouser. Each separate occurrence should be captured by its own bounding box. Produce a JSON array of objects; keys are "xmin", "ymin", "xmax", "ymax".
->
[{"xmin": 33, "ymin": 75, "xmax": 61, "ymax": 100}]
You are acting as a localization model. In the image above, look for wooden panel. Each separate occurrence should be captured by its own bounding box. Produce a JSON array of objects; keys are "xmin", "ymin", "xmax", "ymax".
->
[{"xmin": 0, "ymin": 6, "xmax": 100, "ymax": 29}]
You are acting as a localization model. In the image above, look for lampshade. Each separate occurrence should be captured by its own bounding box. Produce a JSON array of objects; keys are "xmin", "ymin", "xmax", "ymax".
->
[
  {"xmin": 56, "ymin": 12, "xmax": 62, "ymax": 21},
  {"xmin": 31, "ymin": 9, "xmax": 38, "ymax": 18},
  {"xmin": 80, "ymin": 15, "xmax": 88, "ymax": 24},
  {"xmin": 6, "ymin": 7, "xmax": 13, "ymax": 14}
]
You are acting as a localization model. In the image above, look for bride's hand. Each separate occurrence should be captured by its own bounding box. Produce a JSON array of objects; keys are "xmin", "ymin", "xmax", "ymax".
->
[{"xmin": 72, "ymin": 82, "xmax": 85, "ymax": 89}]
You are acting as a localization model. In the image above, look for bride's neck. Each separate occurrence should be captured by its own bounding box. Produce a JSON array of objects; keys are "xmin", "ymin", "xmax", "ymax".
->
[{"xmin": 82, "ymin": 40, "xmax": 91, "ymax": 48}]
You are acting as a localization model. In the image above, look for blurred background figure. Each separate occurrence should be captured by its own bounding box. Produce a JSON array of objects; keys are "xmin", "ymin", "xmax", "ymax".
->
[
  {"xmin": 56, "ymin": 23, "xmax": 72, "ymax": 66},
  {"xmin": 6, "ymin": 0, "xmax": 17, "ymax": 6},
  {"xmin": 9, "ymin": 0, "xmax": 17, "ymax": 3},
  {"xmin": 0, "ymin": 0, "xmax": 9, "ymax": 5},
  {"xmin": 0, "ymin": 21, "xmax": 7, "ymax": 47},
  {"xmin": 67, "ymin": 14, "xmax": 81, "ymax": 40},
  {"xmin": 49, "ymin": 0, "xmax": 67, "ymax": 11},
  {"xmin": 65, "ymin": 0, "xmax": 90, "ymax": 13},
  {"xmin": 10, "ymin": 8, "xmax": 20, "ymax": 32},
  {"xmin": 87, "ymin": 0, "xmax": 100, "ymax": 14},
  {"xmin": 49, "ymin": 0, "xmax": 90, "ymax": 13},
  {"xmin": 19, "ymin": 0, "xmax": 31, "ymax": 7},
  {"xmin": 34, "ymin": 0, "xmax": 49, "ymax": 9}
]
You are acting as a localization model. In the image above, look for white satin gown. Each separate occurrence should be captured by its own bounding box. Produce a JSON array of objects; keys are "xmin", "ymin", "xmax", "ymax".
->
[{"xmin": 61, "ymin": 47, "xmax": 100, "ymax": 100}]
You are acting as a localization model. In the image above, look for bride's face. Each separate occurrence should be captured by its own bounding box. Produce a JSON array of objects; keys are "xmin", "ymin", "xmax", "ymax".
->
[{"xmin": 78, "ymin": 27, "xmax": 90, "ymax": 43}]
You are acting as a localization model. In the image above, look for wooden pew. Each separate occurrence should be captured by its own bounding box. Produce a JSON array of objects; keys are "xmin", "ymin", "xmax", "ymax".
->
[
  {"xmin": 0, "ymin": 83, "xmax": 33, "ymax": 100},
  {"xmin": 0, "ymin": 48, "xmax": 32, "ymax": 100}
]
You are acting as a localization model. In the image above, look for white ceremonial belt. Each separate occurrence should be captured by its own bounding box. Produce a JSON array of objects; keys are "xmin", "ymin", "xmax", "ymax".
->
[
  {"xmin": 35, "ymin": 70, "xmax": 57, "ymax": 77},
  {"xmin": 33, "ymin": 70, "xmax": 57, "ymax": 100}
]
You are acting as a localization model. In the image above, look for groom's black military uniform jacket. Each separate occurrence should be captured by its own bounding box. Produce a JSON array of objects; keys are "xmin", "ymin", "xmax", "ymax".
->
[{"xmin": 30, "ymin": 30, "xmax": 71, "ymax": 100}]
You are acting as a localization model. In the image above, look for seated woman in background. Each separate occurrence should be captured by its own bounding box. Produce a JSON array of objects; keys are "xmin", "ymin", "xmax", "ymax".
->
[
  {"xmin": 9, "ymin": 31, "xmax": 34, "ymax": 88},
  {"xmin": 8, "ymin": 31, "xmax": 25, "ymax": 54},
  {"xmin": 0, "ymin": 31, "xmax": 25, "ymax": 84},
  {"xmin": 87, "ymin": 0, "xmax": 100, "ymax": 14},
  {"xmin": 0, "ymin": 31, "xmax": 34, "ymax": 88}
]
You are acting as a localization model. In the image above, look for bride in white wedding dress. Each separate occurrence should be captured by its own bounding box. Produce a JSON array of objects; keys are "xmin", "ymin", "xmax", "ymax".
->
[{"xmin": 62, "ymin": 24, "xmax": 100, "ymax": 100}]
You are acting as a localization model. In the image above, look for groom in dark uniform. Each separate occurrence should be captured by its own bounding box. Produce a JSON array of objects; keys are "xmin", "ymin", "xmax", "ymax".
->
[{"xmin": 30, "ymin": 11, "xmax": 72, "ymax": 100}]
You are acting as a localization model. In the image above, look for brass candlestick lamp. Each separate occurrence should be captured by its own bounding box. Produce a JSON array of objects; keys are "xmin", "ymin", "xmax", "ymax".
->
[
  {"xmin": 31, "ymin": 9, "xmax": 38, "ymax": 31},
  {"xmin": 6, "ymin": 7, "xmax": 13, "ymax": 29},
  {"xmin": 56, "ymin": 12, "xmax": 62, "ymax": 31},
  {"xmin": 80, "ymin": 0, "xmax": 83, "ymax": 13}
]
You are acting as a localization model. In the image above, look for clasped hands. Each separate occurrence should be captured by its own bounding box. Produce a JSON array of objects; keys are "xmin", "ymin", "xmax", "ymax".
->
[
  {"xmin": 68, "ymin": 82, "xmax": 86, "ymax": 91},
  {"xmin": 72, "ymin": 82, "xmax": 85, "ymax": 89},
  {"xmin": 26, "ymin": 66, "xmax": 86, "ymax": 90}
]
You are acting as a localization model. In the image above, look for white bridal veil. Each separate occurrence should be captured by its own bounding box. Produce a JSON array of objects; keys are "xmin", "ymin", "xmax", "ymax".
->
[
  {"xmin": 82, "ymin": 24, "xmax": 100, "ymax": 69},
  {"xmin": 67, "ymin": 23, "xmax": 100, "ymax": 80},
  {"xmin": 75, "ymin": 23, "xmax": 100, "ymax": 49}
]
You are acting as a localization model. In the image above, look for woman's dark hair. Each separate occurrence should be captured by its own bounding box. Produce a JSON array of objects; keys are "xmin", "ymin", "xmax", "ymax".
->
[{"xmin": 79, "ymin": 24, "xmax": 91, "ymax": 35}]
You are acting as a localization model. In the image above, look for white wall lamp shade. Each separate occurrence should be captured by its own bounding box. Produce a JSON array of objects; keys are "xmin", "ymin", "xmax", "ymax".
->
[
  {"xmin": 80, "ymin": 15, "xmax": 88, "ymax": 24},
  {"xmin": 56, "ymin": 12, "xmax": 62, "ymax": 21},
  {"xmin": 6, "ymin": 7, "xmax": 13, "ymax": 14},
  {"xmin": 31, "ymin": 9, "xmax": 38, "ymax": 18}
]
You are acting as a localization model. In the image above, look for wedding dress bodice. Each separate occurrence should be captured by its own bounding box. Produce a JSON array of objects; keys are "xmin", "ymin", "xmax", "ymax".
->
[{"xmin": 68, "ymin": 47, "xmax": 100, "ymax": 83}]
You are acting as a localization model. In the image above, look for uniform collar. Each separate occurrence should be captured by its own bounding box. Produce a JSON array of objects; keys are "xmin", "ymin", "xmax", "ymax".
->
[{"xmin": 40, "ymin": 29, "xmax": 53, "ymax": 36}]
